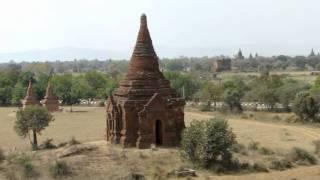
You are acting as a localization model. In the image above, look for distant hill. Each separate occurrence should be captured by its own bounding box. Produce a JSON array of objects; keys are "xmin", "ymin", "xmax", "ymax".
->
[{"xmin": 0, "ymin": 47, "xmax": 127, "ymax": 62}]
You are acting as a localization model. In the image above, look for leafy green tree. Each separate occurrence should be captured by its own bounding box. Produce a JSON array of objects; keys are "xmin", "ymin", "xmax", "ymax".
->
[
  {"xmin": 84, "ymin": 71, "xmax": 108, "ymax": 98},
  {"xmin": 34, "ymin": 73, "xmax": 50, "ymax": 100},
  {"xmin": 292, "ymin": 92, "xmax": 319, "ymax": 122},
  {"xmin": 196, "ymin": 81, "xmax": 223, "ymax": 110},
  {"xmin": 276, "ymin": 79, "xmax": 309, "ymax": 111},
  {"xmin": 223, "ymin": 89, "xmax": 243, "ymax": 112},
  {"xmin": 51, "ymin": 74, "xmax": 73, "ymax": 105},
  {"xmin": 11, "ymin": 82, "xmax": 26, "ymax": 105},
  {"xmin": 164, "ymin": 71, "xmax": 200, "ymax": 100},
  {"xmin": 223, "ymin": 79, "xmax": 247, "ymax": 112},
  {"xmin": 19, "ymin": 71, "xmax": 35, "ymax": 87},
  {"xmin": 246, "ymin": 75, "xmax": 284, "ymax": 111},
  {"xmin": 15, "ymin": 106, "xmax": 54, "ymax": 150},
  {"xmin": 0, "ymin": 73, "xmax": 13, "ymax": 105}
]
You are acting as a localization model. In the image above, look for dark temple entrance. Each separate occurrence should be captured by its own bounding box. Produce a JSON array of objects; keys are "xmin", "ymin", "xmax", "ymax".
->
[{"xmin": 155, "ymin": 120, "xmax": 163, "ymax": 145}]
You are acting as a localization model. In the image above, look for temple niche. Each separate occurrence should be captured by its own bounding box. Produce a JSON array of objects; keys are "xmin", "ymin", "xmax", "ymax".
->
[
  {"xmin": 105, "ymin": 14, "xmax": 185, "ymax": 149},
  {"xmin": 41, "ymin": 82, "xmax": 60, "ymax": 112},
  {"xmin": 22, "ymin": 80, "xmax": 40, "ymax": 109}
]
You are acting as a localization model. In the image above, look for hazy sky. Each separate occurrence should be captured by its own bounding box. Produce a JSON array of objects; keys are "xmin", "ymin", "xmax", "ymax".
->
[{"xmin": 0, "ymin": 0, "xmax": 319, "ymax": 59}]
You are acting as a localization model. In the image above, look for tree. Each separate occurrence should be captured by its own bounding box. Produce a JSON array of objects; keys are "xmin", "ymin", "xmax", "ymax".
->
[
  {"xmin": 196, "ymin": 81, "xmax": 223, "ymax": 110},
  {"xmin": 164, "ymin": 71, "xmax": 200, "ymax": 100},
  {"xmin": 34, "ymin": 73, "xmax": 50, "ymax": 100},
  {"xmin": 276, "ymin": 79, "xmax": 309, "ymax": 111},
  {"xmin": 292, "ymin": 92, "xmax": 319, "ymax": 122},
  {"xmin": 223, "ymin": 79, "xmax": 247, "ymax": 112},
  {"xmin": 15, "ymin": 106, "xmax": 54, "ymax": 150},
  {"xmin": 246, "ymin": 75, "xmax": 284, "ymax": 111},
  {"xmin": 223, "ymin": 89, "xmax": 243, "ymax": 112},
  {"xmin": 84, "ymin": 71, "xmax": 108, "ymax": 99},
  {"xmin": 11, "ymin": 82, "xmax": 26, "ymax": 106},
  {"xmin": 0, "ymin": 73, "xmax": 13, "ymax": 105}
]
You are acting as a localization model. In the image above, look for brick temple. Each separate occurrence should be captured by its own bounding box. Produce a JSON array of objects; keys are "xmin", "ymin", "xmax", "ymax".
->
[
  {"xmin": 105, "ymin": 14, "xmax": 185, "ymax": 149},
  {"xmin": 41, "ymin": 82, "xmax": 60, "ymax": 111},
  {"xmin": 22, "ymin": 80, "xmax": 39, "ymax": 109}
]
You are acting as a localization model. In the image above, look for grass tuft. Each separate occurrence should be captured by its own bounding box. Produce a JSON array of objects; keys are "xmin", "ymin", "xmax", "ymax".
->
[
  {"xmin": 49, "ymin": 161, "xmax": 71, "ymax": 178},
  {"xmin": 286, "ymin": 147, "xmax": 317, "ymax": 165}
]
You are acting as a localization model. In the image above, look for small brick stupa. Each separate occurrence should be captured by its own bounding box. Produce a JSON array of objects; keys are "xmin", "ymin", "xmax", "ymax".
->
[
  {"xmin": 105, "ymin": 14, "xmax": 185, "ymax": 149},
  {"xmin": 22, "ymin": 80, "xmax": 39, "ymax": 109},
  {"xmin": 41, "ymin": 82, "xmax": 59, "ymax": 111}
]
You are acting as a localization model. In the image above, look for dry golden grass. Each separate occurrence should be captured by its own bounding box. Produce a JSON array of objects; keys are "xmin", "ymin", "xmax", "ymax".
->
[
  {"xmin": 0, "ymin": 106, "xmax": 105, "ymax": 151},
  {"xmin": 1, "ymin": 106, "xmax": 320, "ymax": 179}
]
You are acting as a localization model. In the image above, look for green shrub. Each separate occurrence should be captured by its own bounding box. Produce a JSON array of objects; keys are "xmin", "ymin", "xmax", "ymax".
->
[
  {"xmin": 49, "ymin": 161, "xmax": 71, "ymax": 178},
  {"xmin": 180, "ymin": 118, "xmax": 236, "ymax": 169},
  {"xmin": 180, "ymin": 120, "xmax": 204, "ymax": 163},
  {"xmin": 286, "ymin": 147, "xmax": 317, "ymax": 165},
  {"xmin": 292, "ymin": 92, "xmax": 319, "ymax": 122}
]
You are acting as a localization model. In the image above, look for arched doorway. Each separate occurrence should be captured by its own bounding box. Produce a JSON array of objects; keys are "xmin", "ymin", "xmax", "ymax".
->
[{"xmin": 155, "ymin": 120, "xmax": 163, "ymax": 145}]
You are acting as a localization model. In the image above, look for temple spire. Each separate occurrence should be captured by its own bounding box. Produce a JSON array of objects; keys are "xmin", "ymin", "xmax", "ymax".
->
[
  {"xmin": 132, "ymin": 13, "xmax": 157, "ymax": 58},
  {"xmin": 309, "ymin": 48, "xmax": 316, "ymax": 57},
  {"xmin": 25, "ymin": 80, "xmax": 35, "ymax": 99},
  {"xmin": 22, "ymin": 79, "xmax": 39, "ymax": 108},
  {"xmin": 41, "ymin": 81, "xmax": 59, "ymax": 111},
  {"xmin": 126, "ymin": 14, "xmax": 162, "ymax": 80}
]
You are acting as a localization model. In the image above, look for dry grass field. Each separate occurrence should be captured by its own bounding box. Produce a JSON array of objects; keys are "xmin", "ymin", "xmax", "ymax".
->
[
  {"xmin": 0, "ymin": 106, "xmax": 106, "ymax": 151},
  {"xmin": 1, "ymin": 106, "xmax": 320, "ymax": 179}
]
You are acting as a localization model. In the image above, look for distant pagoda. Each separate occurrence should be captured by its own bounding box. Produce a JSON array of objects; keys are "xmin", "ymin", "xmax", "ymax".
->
[
  {"xmin": 309, "ymin": 48, "xmax": 316, "ymax": 57},
  {"xmin": 22, "ymin": 80, "xmax": 40, "ymax": 109},
  {"xmin": 236, "ymin": 49, "xmax": 244, "ymax": 60},
  {"xmin": 41, "ymin": 82, "xmax": 59, "ymax": 111}
]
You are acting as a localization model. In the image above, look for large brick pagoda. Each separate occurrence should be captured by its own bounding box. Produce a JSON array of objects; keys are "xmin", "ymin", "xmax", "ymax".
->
[{"xmin": 105, "ymin": 14, "xmax": 185, "ymax": 149}]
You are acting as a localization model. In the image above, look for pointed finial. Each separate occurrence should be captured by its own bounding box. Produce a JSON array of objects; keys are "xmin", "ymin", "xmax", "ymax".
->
[{"xmin": 141, "ymin": 13, "xmax": 147, "ymax": 24}]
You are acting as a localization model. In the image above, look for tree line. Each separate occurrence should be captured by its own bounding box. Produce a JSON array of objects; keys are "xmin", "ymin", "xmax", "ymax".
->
[{"xmin": 0, "ymin": 65, "xmax": 117, "ymax": 106}]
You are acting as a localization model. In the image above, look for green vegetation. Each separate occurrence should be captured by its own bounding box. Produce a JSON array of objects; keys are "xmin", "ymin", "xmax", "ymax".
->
[
  {"xmin": 15, "ymin": 106, "xmax": 54, "ymax": 150},
  {"xmin": 180, "ymin": 118, "xmax": 236, "ymax": 169},
  {"xmin": 292, "ymin": 92, "xmax": 319, "ymax": 122}
]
